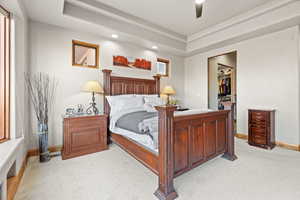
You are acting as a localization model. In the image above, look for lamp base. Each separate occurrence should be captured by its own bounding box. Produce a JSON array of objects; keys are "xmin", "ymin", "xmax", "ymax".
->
[
  {"xmin": 86, "ymin": 92, "xmax": 99, "ymax": 115},
  {"xmin": 86, "ymin": 104, "xmax": 99, "ymax": 115},
  {"xmin": 166, "ymin": 94, "xmax": 171, "ymax": 105}
]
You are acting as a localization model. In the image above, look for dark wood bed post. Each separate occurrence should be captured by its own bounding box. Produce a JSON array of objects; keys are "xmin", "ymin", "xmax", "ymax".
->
[
  {"xmin": 222, "ymin": 105, "xmax": 238, "ymax": 161},
  {"xmin": 153, "ymin": 75, "xmax": 161, "ymax": 96},
  {"xmin": 154, "ymin": 105, "xmax": 178, "ymax": 200},
  {"xmin": 102, "ymin": 69, "xmax": 112, "ymax": 115}
]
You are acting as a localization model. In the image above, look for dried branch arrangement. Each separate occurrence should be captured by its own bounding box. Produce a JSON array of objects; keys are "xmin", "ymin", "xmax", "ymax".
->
[{"xmin": 25, "ymin": 73, "xmax": 58, "ymax": 125}]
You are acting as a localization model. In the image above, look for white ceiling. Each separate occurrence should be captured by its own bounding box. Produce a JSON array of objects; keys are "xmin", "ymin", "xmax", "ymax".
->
[
  {"xmin": 21, "ymin": 0, "xmax": 294, "ymax": 56},
  {"xmin": 93, "ymin": 0, "xmax": 274, "ymax": 35}
]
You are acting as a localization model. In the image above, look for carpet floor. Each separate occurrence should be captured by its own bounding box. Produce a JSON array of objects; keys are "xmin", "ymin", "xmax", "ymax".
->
[{"xmin": 15, "ymin": 139, "xmax": 300, "ymax": 200}]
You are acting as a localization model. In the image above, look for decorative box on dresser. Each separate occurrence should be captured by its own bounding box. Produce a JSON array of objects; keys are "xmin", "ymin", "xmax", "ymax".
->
[
  {"xmin": 62, "ymin": 114, "xmax": 108, "ymax": 160},
  {"xmin": 248, "ymin": 109, "xmax": 275, "ymax": 149}
]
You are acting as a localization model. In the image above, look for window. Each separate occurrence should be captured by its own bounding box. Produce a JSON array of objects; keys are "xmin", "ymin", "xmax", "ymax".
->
[
  {"xmin": 0, "ymin": 5, "xmax": 10, "ymax": 142},
  {"xmin": 156, "ymin": 58, "xmax": 169, "ymax": 77}
]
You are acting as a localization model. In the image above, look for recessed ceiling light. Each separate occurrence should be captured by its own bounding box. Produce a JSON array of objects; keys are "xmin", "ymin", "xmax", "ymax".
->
[
  {"xmin": 152, "ymin": 46, "xmax": 158, "ymax": 50},
  {"xmin": 111, "ymin": 34, "xmax": 119, "ymax": 38},
  {"xmin": 195, "ymin": 0, "xmax": 205, "ymax": 5}
]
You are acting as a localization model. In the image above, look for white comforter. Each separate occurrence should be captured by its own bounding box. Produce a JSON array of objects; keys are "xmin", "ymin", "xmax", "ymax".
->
[
  {"xmin": 110, "ymin": 107, "xmax": 158, "ymax": 151},
  {"xmin": 110, "ymin": 108, "xmax": 216, "ymax": 151}
]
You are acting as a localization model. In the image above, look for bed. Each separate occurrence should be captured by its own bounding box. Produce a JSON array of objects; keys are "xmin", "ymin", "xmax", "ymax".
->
[{"xmin": 102, "ymin": 69, "xmax": 237, "ymax": 200}]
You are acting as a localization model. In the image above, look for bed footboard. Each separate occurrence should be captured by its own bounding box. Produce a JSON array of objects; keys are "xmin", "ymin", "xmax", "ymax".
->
[{"xmin": 155, "ymin": 106, "xmax": 237, "ymax": 200}]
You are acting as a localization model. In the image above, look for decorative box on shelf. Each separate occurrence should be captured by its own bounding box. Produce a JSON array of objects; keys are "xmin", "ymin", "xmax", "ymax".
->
[{"xmin": 61, "ymin": 114, "xmax": 108, "ymax": 160}]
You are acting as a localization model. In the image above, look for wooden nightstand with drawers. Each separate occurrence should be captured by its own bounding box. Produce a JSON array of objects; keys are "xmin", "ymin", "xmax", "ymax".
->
[
  {"xmin": 62, "ymin": 114, "xmax": 108, "ymax": 160},
  {"xmin": 248, "ymin": 109, "xmax": 275, "ymax": 150}
]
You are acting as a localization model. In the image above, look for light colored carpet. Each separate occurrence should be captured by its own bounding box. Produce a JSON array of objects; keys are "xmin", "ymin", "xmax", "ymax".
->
[{"xmin": 15, "ymin": 139, "xmax": 300, "ymax": 200}]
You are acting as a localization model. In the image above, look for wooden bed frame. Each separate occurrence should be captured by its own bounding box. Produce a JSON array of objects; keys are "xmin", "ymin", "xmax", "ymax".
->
[{"xmin": 102, "ymin": 69, "xmax": 237, "ymax": 200}]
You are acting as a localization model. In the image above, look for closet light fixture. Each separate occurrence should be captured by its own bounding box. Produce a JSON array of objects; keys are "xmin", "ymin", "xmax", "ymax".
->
[
  {"xmin": 152, "ymin": 46, "xmax": 158, "ymax": 50},
  {"xmin": 195, "ymin": 0, "xmax": 205, "ymax": 18},
  {"xmin": 195, "ymin": 0, "xmax": 205, "ymax": 5},
  {"xmin": 111, "ymin": 34, "xmax": 119, "ymax": 39}
]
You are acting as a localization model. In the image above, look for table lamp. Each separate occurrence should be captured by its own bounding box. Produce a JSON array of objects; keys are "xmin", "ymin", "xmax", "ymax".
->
[
  {"xmin": 82, "ymin": 80, "xmax": 103, "ymax": 115},
  {"xmin": 162, "ymin": 86, "xmax": 176, "ymax": 105}
]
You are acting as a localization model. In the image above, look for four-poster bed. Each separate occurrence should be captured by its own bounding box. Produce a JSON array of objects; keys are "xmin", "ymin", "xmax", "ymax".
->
[{"xmin": 102, "ymin": 69, "xmax": 237, "ymax": 200}]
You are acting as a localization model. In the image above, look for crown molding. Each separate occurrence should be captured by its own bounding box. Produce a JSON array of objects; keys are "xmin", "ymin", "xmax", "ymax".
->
[
  {"xmin": 187, "ymin": 0, "xmax": 300, "ymax": 54},
  {"xmin": 63, "ymin": 1, "xmax": 186, "ymax": 54},
  {"xmin": 187, "ymin": 16, "xmax": 300, "ymax": 57},
  {"xmin": 188, "ymin": 0, "xmax": 296, "ymax": 43}
]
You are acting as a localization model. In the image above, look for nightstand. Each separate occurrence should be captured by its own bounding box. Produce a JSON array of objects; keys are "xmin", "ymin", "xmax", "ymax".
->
[{"xmin": 62, "ymin": 114, "xmax": 108, "ymax": 160}]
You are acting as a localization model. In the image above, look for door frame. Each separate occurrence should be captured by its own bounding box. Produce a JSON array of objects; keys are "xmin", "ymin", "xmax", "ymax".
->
[{"xmin": 207, "ymin": 51, "xmax": 237, "ymax": 109}]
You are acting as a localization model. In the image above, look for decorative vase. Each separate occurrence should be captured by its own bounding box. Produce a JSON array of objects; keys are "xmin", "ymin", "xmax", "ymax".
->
[{"xmin": 38, "ymin": 123, "xmax": 50, "ymax": 162}]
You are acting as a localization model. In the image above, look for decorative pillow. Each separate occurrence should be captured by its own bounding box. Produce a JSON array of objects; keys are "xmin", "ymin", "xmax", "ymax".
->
[
  {"xmin": 135, "ymin": 94, "xmax": 159, "ymax": 98},
  {"xmin": 106, "ymin": 94, "xmax": 133, "ymax": 108},
  {"xmin": 143, "ymin": 96, "xmax": 165, "ymax": 112},
  {"xmin": 106, "ymin": 95, "xmax": 144, "ymax": 116},
  {"xmin": 144, "ymin": 96, "xmax": 165, "ymax": 105}
]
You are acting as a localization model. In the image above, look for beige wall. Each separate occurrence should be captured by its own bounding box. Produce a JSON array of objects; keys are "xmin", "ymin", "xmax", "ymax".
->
[
  {"xmin": 185, "ymin": 26, "xmax": 300, "ymax": 145},
  {"xmin": 28, "ymin": 21, "xmax": 185, "ymax": 149}
]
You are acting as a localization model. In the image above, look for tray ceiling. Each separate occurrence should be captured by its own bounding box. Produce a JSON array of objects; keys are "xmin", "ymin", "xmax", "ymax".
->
[
  {"xmin": 93, "ymin": 0, "xmax": 274, "ymax": 35},
  {"xmin": 22, "ymin": 0, "xmax": 295, "ymax": 56}
]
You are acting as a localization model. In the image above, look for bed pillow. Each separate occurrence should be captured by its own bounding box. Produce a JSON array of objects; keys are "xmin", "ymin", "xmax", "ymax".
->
[
  {"xmin": 144, "ymin": 96, "xmax": 165, "ymax": 112},
  {"xmin": 135, "ymin": 94, "xmax": 159, "ymax": 98},
  {"xmin": 106, "ymin": 95, "xmax": 144, "ymax": 116},
  {"xmin": 106, "ymin": 94, "xmax": 134, "ymax": 108}
]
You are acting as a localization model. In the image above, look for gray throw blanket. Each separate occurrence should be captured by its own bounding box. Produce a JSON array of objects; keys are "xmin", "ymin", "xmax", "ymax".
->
[
  {"xmin": 116, "ymin": 111, "xmax": 157, "ymax": 134},
  {"xmin": 116, "ymin": 111, "xmax": 159, "ymax": 148}
]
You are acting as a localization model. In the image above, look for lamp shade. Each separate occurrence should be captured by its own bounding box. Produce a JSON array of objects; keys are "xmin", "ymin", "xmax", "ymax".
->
[
  {"xmin": 162, "ymin": 86, "xmax": 176, "ymax": 95},
  {"xmin": 82, "ymin": 80, "xmax": 104, "ymax": 94}
]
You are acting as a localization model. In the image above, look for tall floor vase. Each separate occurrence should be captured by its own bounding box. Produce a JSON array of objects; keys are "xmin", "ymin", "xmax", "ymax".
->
[{"xmin": 38, "ymin": 123, "xmax": 51, "ymax": 162}]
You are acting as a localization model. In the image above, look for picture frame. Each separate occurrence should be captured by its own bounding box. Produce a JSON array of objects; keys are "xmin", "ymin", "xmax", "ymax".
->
[
  {"xmin": 72, "ymin": 40, "xmax": 99, "ymax": 69},
  {"xmin": 113, "ymin": 55, "xmax": 152, "ymax": 71}
]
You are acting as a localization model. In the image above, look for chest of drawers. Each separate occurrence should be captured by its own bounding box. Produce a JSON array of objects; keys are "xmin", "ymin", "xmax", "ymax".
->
[{"xmin": 248, "ymin": 109, "xmax": 275, "ymax": 149}]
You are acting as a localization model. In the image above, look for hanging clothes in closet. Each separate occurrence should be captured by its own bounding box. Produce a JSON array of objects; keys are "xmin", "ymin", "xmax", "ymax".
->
[{"xmin": 218, "ymin": 76, "xmax": 231, "ymax": 96}]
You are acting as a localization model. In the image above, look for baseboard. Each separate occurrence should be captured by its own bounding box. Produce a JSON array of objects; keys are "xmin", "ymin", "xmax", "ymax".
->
[
  {"xmin": 235, "ymin": 133, "xmax": 300, "ymax": 151},
  {"xmin": 7, "ymin": 155, "xmax": 28, "ymax": 200},
  {"xmin": 235, "ymin": 133, "xmax": 248, "ymax": 140},
  {"xmin": 27, "ymin": 145, "xmax": 62, "ymax": 157},
  {"xmin": 275, "ymin": 141, "xmax": 300, "ymax": 151}
]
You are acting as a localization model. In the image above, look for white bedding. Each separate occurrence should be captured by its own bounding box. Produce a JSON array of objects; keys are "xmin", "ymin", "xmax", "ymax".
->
[
  {"xmin": 109, "ymin": 107, "xmax": 146, "ymax": 131},
  {"xmin": 174, "ymin": 109, "xmax": 215, "ymax": 116},
  {"xmin": 111, "ymin": 127, "xmax": 158, "ymax": 153},
  {"xmin": 107, "ymin": 94, "xmax": 215, "ymax": 153},
  {"xmin": 109, "ymin": 107, "xmax": 158, "ymax": 152}
]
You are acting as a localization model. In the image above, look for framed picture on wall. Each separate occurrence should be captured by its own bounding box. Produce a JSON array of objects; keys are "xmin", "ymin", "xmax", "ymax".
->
[
  {"xmin": 156, "ymin": 58, "xmax": 169, "ymax": 77},
  {"xmin": 72, "ymin": 40, "xmax": 99, "ymax": 69},
  {"xmin": 113, "ymin": 55, "xmax": 152, "ymax": 70}
]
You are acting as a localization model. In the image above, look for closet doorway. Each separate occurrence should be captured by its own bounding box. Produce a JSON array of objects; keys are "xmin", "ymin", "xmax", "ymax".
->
[{"xmin": 208, "ymin": 51, "xmax": 237, "ymax": 132}]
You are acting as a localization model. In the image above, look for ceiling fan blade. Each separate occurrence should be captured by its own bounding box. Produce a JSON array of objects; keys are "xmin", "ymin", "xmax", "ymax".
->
[{"xmin": 196, "ymin": 4, "xmax": 203, "ymax": 18}]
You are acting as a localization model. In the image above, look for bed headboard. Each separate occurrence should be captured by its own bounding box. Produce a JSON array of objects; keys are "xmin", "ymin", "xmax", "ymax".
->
[{"xmin": 102, "ymin": 69, "xmax": 161, "ymax": 115}]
